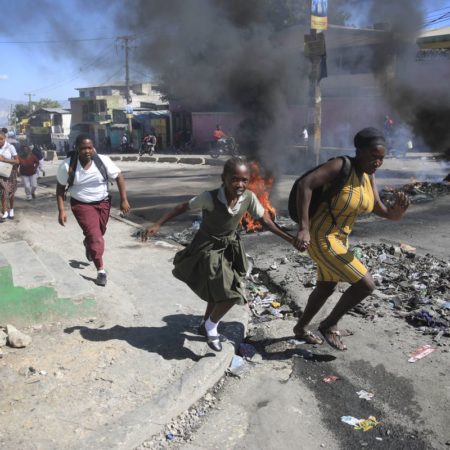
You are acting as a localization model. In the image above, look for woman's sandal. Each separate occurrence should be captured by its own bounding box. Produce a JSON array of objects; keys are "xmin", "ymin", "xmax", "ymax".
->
[
  {"xmin": 293, "ymin": 328, "xmax": 324, "ymax": 345},
  {"xmin": 318, "ymin": 327, "xmax": 347, "ymax": 351}
]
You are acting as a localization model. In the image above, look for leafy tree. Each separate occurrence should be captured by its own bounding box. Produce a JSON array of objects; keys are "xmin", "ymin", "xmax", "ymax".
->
[{"xmin": 13, "ymin": 98, "xmax": 61, "ymax": 121}]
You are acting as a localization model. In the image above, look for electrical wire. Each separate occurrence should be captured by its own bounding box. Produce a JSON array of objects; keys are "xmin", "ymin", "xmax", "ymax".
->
[{"xmin": 28, "ymin": 44, "xmax": 118, "ymax": 95}]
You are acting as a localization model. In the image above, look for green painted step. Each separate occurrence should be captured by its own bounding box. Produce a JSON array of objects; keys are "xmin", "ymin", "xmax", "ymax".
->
[
  {"xmin": 0, "ymin": 262, "xmax": 95, "ymax": 325},
  {"xmin": 0, "ymin": 241, "xmax": 54, "ymax": 289}
]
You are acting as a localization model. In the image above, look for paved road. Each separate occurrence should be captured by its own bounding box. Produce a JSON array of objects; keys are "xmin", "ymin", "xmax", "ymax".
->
[{"xmin": 36, "ymin": 156, "xmax": 449, "ymax": 449}]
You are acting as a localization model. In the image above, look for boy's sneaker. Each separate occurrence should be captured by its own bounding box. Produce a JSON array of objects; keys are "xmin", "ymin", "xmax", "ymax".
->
[
  {"xmin": 96, "ymin": 272, "xmax": 107, "ymax": 287},
  {"xmin": 2, "ymin": 211, "xmax": 8, "ymax": 220},
  {"xmin": 8, "ymin": 209, "xmax": 14, "ymax": 219}
]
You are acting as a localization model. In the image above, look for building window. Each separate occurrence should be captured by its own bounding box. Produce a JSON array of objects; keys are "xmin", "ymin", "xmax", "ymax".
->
[
  {"xmin": 89, "ymin": 90, "xmax": 95, "ymax": 98},
  {"xmin": 80, "ymin": 91, "xmax": 85, "ymax": 98},
  {"xmin": 102, "ymin": 89, "xmax": 108, "ymax": 96}
]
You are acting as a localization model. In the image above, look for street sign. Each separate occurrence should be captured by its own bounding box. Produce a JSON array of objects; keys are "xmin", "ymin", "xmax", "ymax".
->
[
  {"xmin": 126, "ymin": 113, "xmax": 133, "ymax": 119},
  {"xmin": 311, "ymin": 0, "xmax": 328, "ymax": 31}
]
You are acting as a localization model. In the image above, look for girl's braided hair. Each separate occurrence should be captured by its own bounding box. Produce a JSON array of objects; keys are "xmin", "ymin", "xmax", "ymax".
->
[{"xmin": 222, "ymin": 156, "xmax": 248, "ymax": 177}]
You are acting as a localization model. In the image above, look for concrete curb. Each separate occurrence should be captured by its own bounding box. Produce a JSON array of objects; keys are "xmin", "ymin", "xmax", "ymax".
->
[
  {"xmin": 87, "ymin": 213, "xmax": 248, "ymax": 449},
  {"xmin": 77, "ymin": 329, "xmax": 246, "ymax": 450},
  {"xmin": 108, "ymin": 154, "xmax": 226, "ymax": 166}
]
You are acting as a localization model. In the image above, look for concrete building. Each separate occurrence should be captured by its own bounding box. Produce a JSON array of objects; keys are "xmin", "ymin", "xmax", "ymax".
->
[
  {"xmin": 27, "ymin": 108, "xmax": 71, "ymax": 150},
  {"xmin": 69, "ymin": 82, "xmax": 166, "ymax": 150}
]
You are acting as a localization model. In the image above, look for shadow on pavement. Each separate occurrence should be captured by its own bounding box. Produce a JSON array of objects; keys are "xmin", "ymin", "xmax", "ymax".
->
[
  {"xmin": 64, "ymin": 314, "xmax": 244, "ymax": 362},
  {"xmin": 69, "ymin": 260, "xmax": 90, "ymax": 269},
  {"xmin": 250, "ymin": 335, "xmax": 337, "ymax": 362}
]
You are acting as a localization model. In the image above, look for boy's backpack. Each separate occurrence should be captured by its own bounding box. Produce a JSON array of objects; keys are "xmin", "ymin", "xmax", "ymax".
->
[
  {"xmin": 66, "ymin": 150, "xmax": 109, "ymax": 192},
  {"xmin": 288, "ymin": 156, "xmax": 353, "ymax": 225}
]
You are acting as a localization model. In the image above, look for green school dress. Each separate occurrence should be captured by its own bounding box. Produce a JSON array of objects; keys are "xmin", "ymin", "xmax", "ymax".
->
[{"xmin": 172, "ymin": 188, "xmax": 263, "ymax": 305}]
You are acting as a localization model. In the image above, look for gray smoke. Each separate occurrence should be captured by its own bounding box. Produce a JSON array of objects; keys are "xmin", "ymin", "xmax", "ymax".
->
[
  {"xmin": 118, "ymin": 0, "xmax": 309, "ymax": 171},
  {"xmin": 366, "ymin": 0, "xmax": 450, "ymax": 156}
]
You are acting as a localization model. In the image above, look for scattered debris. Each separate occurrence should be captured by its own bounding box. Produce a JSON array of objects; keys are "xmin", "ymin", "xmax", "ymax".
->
[
  {"xmin": 287, "ymin": 338, "xmax": 306, "ymax": 345},
  {"xmin": 408, "ymin": 344, "xmax": 437, "ymax": 363},
  {"xmin": 345, "ymin": 243, "xmax": 450, "ymax": 337},
  {"xmin": 381, "ymin": 181, "xmax": 450, "ymax": 205},
  {"xmin": 238, "ymin": 343, "xmax": 257, "ymax": 360},
  {"xmin": 356, "ymin": 390, "xmax": 374, "ymax": 401},
  {"xmin": 323, "ymin": 375, "xmax": 340, "ymax": 384},
  {"xmin": 400, "ymin": 243, "xmax": 416, "ymax": 255},
  {"xmin": 354, "ymin": 416, "xmax": 379, "ymax": 432},
  {"xmin": 246, "ymin": 273, "xmax": 286, "ymax": 321},
  {"xmin": 341, "ymin": 415, "xmax": 380, "ymax": 432},
  {"xmin": 6, "ymin": 324, "xmax": 32, "ymax": 348},
  {"xmin": 341, "ymin": 416, "xmax": 362, "ymax": 427},
  {"xmin": 228, "ymin": 355, "xmax": 249, "ymax": 377},
  {"xmin": 166, "ymin": 432, "xmax": 175, "ymax": 441}
]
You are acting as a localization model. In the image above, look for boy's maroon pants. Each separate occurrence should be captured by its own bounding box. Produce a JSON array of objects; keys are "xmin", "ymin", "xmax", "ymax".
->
[{"xmin": 70, "ymin": 197, "xmax": 111, "ymax": 269}]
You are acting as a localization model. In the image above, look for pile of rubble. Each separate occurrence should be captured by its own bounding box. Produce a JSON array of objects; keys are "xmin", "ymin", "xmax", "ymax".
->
[
  {"xmin": 381, "ymin": 180, "xmax": 450, "ymax": 204},
  {"xmin": 348, "ymin": 243, "xmax": 450, "ymax": 337}
]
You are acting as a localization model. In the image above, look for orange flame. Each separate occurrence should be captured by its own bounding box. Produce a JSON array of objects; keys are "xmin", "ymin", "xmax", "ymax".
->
[{"xmin": 241, "ymin": 161, "xmax": 276, "ymax": 232}]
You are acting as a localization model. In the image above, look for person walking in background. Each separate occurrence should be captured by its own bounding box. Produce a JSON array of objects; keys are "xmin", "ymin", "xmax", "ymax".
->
[
  {"xmin": 291, "ymin": 127, "xmax": 410, "ymax": 350},
  {"xmin": 18, "ymin": 144, "xmax": 40, "ymax": 200},
  {"xmin": 0, "ymin": 130, "xmax": 19, "ymax": 221},
  {"xmin": 142, "ymin": 157, "xmax": 298, "ymax": 352},
  {"xmin": 56, "ymin": 133, "xmax": 130, "ymax": 286}
]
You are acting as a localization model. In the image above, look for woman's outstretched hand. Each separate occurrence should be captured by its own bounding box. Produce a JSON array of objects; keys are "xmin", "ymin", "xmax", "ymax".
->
[
  {"xmin": 388, "ymin": 192, "xmax": 410, "ymax": 220},
  {"xmin": 141, "ymin": 224, "xmax": 161, "ymax": 241},
  {"xmin": 293, "ymin": 229, "xmax": 310, "ymax": 252}
]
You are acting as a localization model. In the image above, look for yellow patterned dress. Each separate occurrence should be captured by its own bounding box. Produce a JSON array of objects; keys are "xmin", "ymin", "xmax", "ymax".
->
[{"xmin": 308, "ymin": 168, "xmax": 374, "ymax": 283}]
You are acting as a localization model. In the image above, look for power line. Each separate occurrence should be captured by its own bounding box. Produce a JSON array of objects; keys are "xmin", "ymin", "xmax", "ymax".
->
[
  {"xmin": 28, "ymin": 44, "xmax": 116, "ymax": 95},
  {"xmin": 0, "ymin": 36, "xmax": 121, "ymax": 45}
]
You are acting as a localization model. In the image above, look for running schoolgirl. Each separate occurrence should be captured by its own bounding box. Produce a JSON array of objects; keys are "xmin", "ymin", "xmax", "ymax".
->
[{"xmin": 142, "ymin": 157, "xmax": 296, "ymax": 351}]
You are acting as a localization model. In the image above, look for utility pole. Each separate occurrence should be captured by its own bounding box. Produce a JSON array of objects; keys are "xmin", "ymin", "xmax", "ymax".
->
[
  {"xmin": 116, "ymin": 35, "xmax": 134, "ymax": 145},
  {"xmin": 305, "ymin": 30, "xmax": 323, "ymax": 166},
  {"xmin": 116, "ymin": 36, "xmax": 133, "ymax": 104},
  {"xmin": 304, "ymin": 1, "xmax": 328, "ymax": 165},
  {"xmin": 24, "ymin": 92, "xmax": 35, "ymax": 111}
]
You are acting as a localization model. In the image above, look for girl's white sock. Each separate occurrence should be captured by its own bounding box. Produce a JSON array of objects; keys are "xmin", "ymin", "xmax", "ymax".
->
[
  {"xmin": 205, "ymin": 317, "xmax": 219, "ymax": 337},
  {"xmin": 2, "ymin": 211, "xmax": 8, "ymax": 219},
  {"xmin": 8, "ymin": 209, "xmax": 14, "ymax": 218}
]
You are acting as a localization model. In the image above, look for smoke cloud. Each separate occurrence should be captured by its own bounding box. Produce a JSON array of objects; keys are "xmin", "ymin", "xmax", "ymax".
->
[
  {"xmin": 367, "ymin": 0, "xmax": 450, "ymax": 155},
  {"xmin": 118, "ymin": 0, "xmax": 309, "ymax": 170}
]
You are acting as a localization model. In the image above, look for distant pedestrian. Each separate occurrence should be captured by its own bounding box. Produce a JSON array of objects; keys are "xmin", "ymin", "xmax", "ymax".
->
[
  {"xmin": 0, "ymin": 130, "xmax": 19, "ymax": 221},
  {"xmin": 18, "ymin": 144, "xmax": 40, "ymax": 200},
  {"xmin": 32, "ymin": 145, "xmax": 45, "ymax": 177},
  {"xmin": 142, "ymin": 157, "xmax": 298, "ymax": 352},
  {"xmin": 56, "ymin": 134, "xmax": 130, "ymax": 286},
  {"xmin": 301, "ymin": 126, "xmax": 309, "ymax": 145}
]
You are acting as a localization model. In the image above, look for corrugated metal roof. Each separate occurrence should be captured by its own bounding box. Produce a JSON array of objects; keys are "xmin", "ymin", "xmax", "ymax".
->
[{"xmin": 36, "ymin": 108, "xmax": 71, "ymax": 114}]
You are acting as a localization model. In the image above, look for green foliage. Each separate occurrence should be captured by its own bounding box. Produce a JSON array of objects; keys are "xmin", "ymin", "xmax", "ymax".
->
[{"xmin": 13, "ymin": 98, "xmax": 61, "ymax": 121}]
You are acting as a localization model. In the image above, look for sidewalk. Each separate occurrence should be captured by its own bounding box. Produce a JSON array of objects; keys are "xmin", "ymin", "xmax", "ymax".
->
[{"xmin": 0, "ymin": 193, "xmax": 247, "ymax": 450}]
